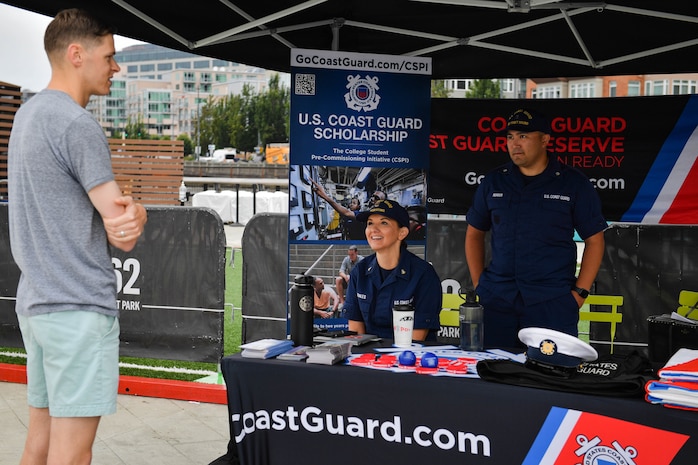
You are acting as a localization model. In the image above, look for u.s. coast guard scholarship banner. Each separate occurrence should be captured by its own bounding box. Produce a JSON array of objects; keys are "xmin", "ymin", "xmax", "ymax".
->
[{"xmin": 288, "ymin": 48, "xmax": 431, "ymax": 330}]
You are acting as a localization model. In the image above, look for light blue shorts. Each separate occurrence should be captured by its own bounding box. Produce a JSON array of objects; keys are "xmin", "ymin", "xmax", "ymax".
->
[{"xmin": 18, "ymin": 311, "xmax": 120, "ymax": 417}]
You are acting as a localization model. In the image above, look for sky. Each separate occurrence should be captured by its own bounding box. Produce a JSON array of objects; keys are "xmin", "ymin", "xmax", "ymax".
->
[{"xmin": 0, "ymin": 3, "xmax": 145, "ymax": 91}]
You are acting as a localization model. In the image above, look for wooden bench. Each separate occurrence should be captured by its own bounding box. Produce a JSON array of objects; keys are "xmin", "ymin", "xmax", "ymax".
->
[
  {"xmin": 0, "ymin": 81, "xmax": 22, "ymax": 200},
  {"xmin": 109, "ymin": 138, "xmax": 184, "ymax": 205}
]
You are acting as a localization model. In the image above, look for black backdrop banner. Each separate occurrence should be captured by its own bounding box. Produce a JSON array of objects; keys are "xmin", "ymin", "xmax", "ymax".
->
[
  {"xmin": 428, "ymin": 95, "xmax": 698, "ymax": 223},
  {"xmin": 0, "ymin": 205, "xmax": 226, "ymax": 363}
]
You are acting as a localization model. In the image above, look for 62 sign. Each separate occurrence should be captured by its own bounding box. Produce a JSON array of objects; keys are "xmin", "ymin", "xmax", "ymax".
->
[{"xmin": 112, "ymin": 257, "xmax": 141, "ymax": 296}]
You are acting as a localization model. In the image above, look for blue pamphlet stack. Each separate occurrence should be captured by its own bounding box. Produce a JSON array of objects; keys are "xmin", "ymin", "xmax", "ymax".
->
[{"xmin": 240, "ymin": 339, "xmax": 294, "ymax": 359}]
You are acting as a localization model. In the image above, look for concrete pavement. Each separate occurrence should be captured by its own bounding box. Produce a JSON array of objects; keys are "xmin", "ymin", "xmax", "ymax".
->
[{"xmin": 0, "ymin": 381, "xmax": 231, "ymax": 465}]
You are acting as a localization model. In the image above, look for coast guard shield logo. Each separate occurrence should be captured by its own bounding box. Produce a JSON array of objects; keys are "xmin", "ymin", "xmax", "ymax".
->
[
  {"xmin": 523, "ymin": 407, "xmax": 688, "ymax": 465},
  {"xmin": 345, "ymin": 74, "xmax": 380, "ymax": 112},
  {"xmin": 575, "ymin": 434, "xmax": 638, "ymax": 465}
]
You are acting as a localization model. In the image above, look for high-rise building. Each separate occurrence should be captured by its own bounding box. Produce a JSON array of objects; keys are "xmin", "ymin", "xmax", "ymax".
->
[{"xmin": 87, "ymin": 43, "xmax": 288, "ymax": 139}]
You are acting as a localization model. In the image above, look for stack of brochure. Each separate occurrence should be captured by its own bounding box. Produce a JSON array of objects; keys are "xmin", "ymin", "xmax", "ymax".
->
[
  {"xmin": 277, "ymin": 345, "xmax": 311, "ymax": 362},
  {"xmin": 306, "ymin": 341, "xmax": 353, "ymax": 365},
  {"xmin": 240, "ymin": 339, "xmax": 294, "ymax": 359},
  {"xmin": 645, "ymin": 348, "xmax": 698, "ymax": 410}
]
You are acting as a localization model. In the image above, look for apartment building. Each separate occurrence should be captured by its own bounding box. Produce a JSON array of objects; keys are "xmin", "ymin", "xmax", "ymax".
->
[
  {"xmin": 443, "ymin": 74, "xmax": 698, "ymax": 100},
  {"xmin": 526, "ymin": 74, "xmax": 698, "ymax": 99},
  {"xmin": 87, "ymin": 43, "xmax": 286, "ymax": 138}
]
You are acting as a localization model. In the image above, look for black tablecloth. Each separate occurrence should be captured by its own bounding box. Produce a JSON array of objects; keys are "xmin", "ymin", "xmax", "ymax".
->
[{"xmin": 220, "ymin": 350, "xmax": 697, "ymax": 465}]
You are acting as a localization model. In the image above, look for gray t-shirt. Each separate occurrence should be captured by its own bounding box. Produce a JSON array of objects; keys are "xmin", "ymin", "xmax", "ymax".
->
[
  {"xmin": 339, "ymin": 254, "xmax": 364, "ymax": 276},
  {"xmin": 8, "ymin": 90, "xmax": 119, "ymax": 317}
]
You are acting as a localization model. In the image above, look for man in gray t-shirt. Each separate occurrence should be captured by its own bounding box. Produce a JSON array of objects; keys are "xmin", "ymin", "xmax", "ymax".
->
[
  {"xmin": 8, "ymin": 9, "xmax": 148, "ymax": 465},
  {"xmin": 336, "ymin": 245, "xmax": 364, "ymax": 307}
]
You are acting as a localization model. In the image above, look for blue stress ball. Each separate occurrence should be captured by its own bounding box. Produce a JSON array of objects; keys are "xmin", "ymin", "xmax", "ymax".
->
[
  {"xmin": 421, "ymin": 352, "xmax": 439, "ymax": 368},
  {"xmin": 398, "ymin": 350, "xmax": 417, "ymax": 366}
]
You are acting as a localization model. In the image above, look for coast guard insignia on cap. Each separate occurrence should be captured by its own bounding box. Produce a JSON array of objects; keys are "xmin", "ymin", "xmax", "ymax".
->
[
  {"xmin": 519, "ymin": 327, "xmax": 598, "ymax": 370},
  {"xmin": 539, "ymin": 339, "xmax": 557, "ymax": 356}
]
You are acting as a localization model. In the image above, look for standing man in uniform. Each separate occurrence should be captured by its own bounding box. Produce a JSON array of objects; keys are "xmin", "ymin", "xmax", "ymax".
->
[
  {"xmin": 465, "ymin": 108, "xmax": 606, "ymax": 350},
  {"xmin": 8, "ymin": 9, "xmax": 148, "ymax": 464}
]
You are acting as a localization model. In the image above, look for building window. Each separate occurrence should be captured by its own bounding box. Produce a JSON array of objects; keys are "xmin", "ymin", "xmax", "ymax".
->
[
  {"xmin": 672, "ymin": 79, "xmax": 697, "ymax": 95},
  {"xmin": 140, "ymin": 64, "xmax": 155, "ymax": 72},
  {"xmin": 501, "ymin": 79, "xmax": 514, "ymax": 93},
  {"xmin": 531, "ymin": 86, "xmax": 561, "ymax": 99},
  {"xmin": 194, "ymin": 60, "xmax": 210, "ymax": 69},
  {"xmin": 627, "ymin": 81, "xmax": 640, "ymax": 96},
  {"xmin": 157, "ymin": 63, "xmax": 173, "ymax": 71},
  {"xmin": 570, "ymin": 82, "xmax": 595, "ymax": 98},
  {"xmin": 609, "ymin": 81, "xmax": 617, "ymax": 97},
  {"xmin": 127, "ymin": 65, "xmax": 138, "ymax": 73},
  {"xmin": 648, "ymin": 80, "xmax": 669, "ymax": 96},
  {"xmin": 175, "ymin": 61, "xmax": 191, "ymax": 69}
]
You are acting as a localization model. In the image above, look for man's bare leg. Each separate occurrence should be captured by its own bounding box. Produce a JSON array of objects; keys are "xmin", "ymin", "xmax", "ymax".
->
[{"xmin": 21, "ymin": 407, "xmax": 101, "ymax": 465}]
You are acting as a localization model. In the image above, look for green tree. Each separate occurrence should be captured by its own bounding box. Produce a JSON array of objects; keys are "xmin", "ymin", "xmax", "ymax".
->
[
  {"xmin": 193, "ymin": 75, "xmax": 291, "ymax": 154},
  {"xmin": 466, "ymin": 79, "xmax": 501, "ymax": 98},
  {"xmin": 123, "ymin": 115, "xmax": 149, "ymax": 139},
  {"xmin": 431, "ymin": 80, "xmax": 451, "ymax": 98},
  {"xmin": 253, "ymin": 74, "xmax": 290, "ymax": 148},
  {"xmin": 177, "ymin": 133, "xmax": 193, "ymax": 155},
  {"xmin": 198, "ymin": 95, "xmax": 221, "ymax": 151},
  {"xmin": 223, "ymin": 92, "xmax": 246, "ymax": 152},
  {"xmin": 232, "ymin": 84, "xmax": 258, "ymax": 153}
]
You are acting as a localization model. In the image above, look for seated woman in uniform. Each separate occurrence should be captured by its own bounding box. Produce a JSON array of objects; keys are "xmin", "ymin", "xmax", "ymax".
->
[{"xmin": 343, "ymin": 199, "xmax": 442, "ymax": 341}]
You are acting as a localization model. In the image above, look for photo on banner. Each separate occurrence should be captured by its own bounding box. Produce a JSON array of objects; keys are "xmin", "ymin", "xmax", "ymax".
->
[
  {"xmin": 289, "ymin": 164, "xmax": 427, "ymax": 241},
  {"xmin": 289, "ymin": 48, "xmax": 432, "ymax": 331}
]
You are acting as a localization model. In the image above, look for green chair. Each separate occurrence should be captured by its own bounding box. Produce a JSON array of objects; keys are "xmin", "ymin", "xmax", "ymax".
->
[
  {"xmin": 677, "ymin": 290, "xmax": 698, "ymax": 320},
  {"xmin": 579, "ymin": 295, "xmax": 624, "ymax": 353}
]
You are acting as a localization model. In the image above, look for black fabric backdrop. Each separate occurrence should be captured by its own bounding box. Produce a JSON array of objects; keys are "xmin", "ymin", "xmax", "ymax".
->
[
  {"xmin": 241, "ymin": 213, "xmax": 289, "ymax": 343},
  {"xmin": 0, "ymin": 205, "xmax": 226, "ymax": 363},
  {"xmin": 2, "ymin": 1, "xmax": 698, "ymax": 79}
]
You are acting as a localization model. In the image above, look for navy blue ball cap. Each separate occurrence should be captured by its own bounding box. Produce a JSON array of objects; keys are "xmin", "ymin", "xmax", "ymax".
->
[
  {"xmin": 519, "ymin": 327, "xmax": 597, "ymax": 369},
  {"xmin": 356, "ymin": 199, "xmax": 410, "ymax": 228},
  {"xmin": 506, "ymin": 108, "xmax": 551, "ymax": 134}
]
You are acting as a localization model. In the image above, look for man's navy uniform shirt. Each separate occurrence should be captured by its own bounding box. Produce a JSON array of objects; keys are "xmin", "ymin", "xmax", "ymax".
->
[
  {"xmin": 467, "ymin": 156, "xmax": 607, "ymax": 306},
  {"xmin": 344, "ymin": 249, "xmax": 442, "ymax": 339}
]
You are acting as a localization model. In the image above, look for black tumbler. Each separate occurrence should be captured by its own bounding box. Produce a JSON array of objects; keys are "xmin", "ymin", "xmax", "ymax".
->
[{"xmin": 290, "ymin": 274, "xmax": 314, "ymax": 346}]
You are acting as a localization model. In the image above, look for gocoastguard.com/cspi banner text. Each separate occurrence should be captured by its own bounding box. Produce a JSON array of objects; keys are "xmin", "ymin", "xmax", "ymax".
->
[{"xmin": 290, "ymin": 48, "xmax": 432, "ymax": 169}]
